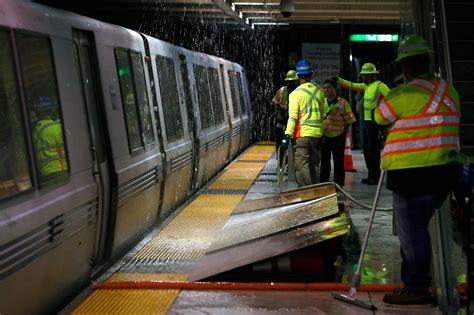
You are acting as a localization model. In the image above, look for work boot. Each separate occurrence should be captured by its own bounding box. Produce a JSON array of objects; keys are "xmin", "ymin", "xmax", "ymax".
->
[{"xmin": 383, "ymin": 288, "xmax": 435, "ymax": 307}]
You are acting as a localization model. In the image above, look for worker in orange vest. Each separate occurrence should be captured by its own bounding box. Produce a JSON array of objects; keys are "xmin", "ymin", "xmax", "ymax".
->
[
  {"xmin": 375, "ymin": 34, "xmax": 463, "ymax": 306},
  {"xmin": 320, "ymin": 79, "xmax": 356, "ymax": 187}
]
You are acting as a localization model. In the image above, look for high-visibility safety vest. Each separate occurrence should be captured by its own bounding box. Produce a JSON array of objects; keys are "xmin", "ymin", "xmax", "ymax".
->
[
  {"xmin": 375, "ymin": 78, "xmax": 460, "ymax": 170},
  {"xmin": 285, "ymin": 82, "xmax": 325, "ymax": 138},
  {"xmin": 33, "ymin": 118, "xmax": 68, "ymax": 178},
  {"xmin": 272, "ymin": 86, "xmax": 289, "ymax": 128},
  {"xmin": 338, "ymin": 78, "xmax": 390, "ymax": 121},
  {"xmin": 323, "ymin": 97, "xmax": 356, "ymax": 137}
]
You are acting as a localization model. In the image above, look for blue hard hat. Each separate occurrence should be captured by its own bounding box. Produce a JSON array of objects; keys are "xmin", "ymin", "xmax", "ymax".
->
[
  {"xmin": 295, "ymin": 59, "xmax": 313, "ymax": 75},
  {"xmin": 34, "ymin": 96, "xmax": 55, "ymax": 112}
]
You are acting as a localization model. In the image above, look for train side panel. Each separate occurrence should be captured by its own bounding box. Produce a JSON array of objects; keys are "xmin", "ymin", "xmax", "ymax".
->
[
  {"xmin": 145, "ymin": 36, "xmax": 194, "ymax": 217},
  {"xmin": 95, "ymin": 31, "xmax": 163, "ymax": 258},
  {"xmin": 233, "ymin": 63, "xmax": 252, "ymax": 151},
  {"xmin": 219, "ymin": 59, "xmax": 243, "ymax": 159},
  {"xmin": 0, "ymin": 3, "xmax": 101, "ymax": 314},
  {"xmin": 188, "ymin": 53, "xmax": 231, "ymax": 187}
]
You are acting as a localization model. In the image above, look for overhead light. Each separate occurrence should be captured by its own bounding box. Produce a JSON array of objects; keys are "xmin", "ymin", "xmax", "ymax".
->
[
  {"xmin": 246, "ymin": 18, "xmax": 250, "ymax": 24},
  {"xmin": 231, "ymin": 3, "xmax": 236, "ymax": 11},
  {"xmin": 239, "ymin": 11, "xmax": 243, "ymax": 18},
  {"xmin": 245, "ymin": 16, "xmax": 274, "ymax": 20},
  {"xmin": 252, "ymin": 22, "xmax": 289, "ymax": 26},
  {"xmin": 251, "ymin": 23, "xmax": 255, "ymax": 29},
  {"xmin": 232, "ymin": 2, "xmax": 279, "ymax": 5}
]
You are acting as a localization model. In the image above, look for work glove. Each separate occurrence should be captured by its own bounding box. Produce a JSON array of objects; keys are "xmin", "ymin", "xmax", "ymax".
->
[
  {"xmin": 280, "ymin": 134, "xmax": 291, "ymax": 151},
  {"xmin": 330, "ymin": 76, "xmax": 339, "ymax": 83}
]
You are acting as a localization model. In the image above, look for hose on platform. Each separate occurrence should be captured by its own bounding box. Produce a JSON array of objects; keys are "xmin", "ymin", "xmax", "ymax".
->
[{"xmin": 311, "ymin": 181, "xmax": 393, "ymax": 212}]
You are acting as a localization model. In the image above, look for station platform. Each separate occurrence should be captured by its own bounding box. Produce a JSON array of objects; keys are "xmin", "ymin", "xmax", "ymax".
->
[{"xmin": 65, "ymin": 142, "xmax": 464, "ymax": 314}]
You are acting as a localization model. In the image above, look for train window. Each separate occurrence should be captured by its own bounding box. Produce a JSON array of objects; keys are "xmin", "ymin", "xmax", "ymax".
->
[
  {"xmin": 194, "ymin": 64, "xmax": 214, "ymax": 129},
  {"xmin": 131, "ymin": 52, "xmax": 154, "ymax": 146},
  {"xmin": 0, "ymin": 31, "xmax": 32, "ymax": 199},
  {"xmin": 115, "ymin": 49, "xmax": 142, "ymax": 151},
  {"xmin": 207, "ymin": 67, "xmax": 225, "ymax": 124},
  {"xmin": 227, "ymin": 71, "xmax": 240, "ymax": 118},
  {"xmin": 236, "ymin": 72, "xmax": 247, "ymax": 115},
  {"xmin": 16, "ymin": 32, "xmax": 69, "ymax": 184},
  {"xmin": 156, "ymin": 56, "xmax": 183, "ymax": 141}
]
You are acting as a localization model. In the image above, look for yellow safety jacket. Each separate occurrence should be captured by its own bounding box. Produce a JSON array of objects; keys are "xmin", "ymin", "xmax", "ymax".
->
[
  {"xmin": 323, "ymin": 97, "xmax": 356, "ymax": 137},
  {"xmin": 33, "ymin": 118, "xmax": 68, "ymax": 178},
  {"xmin": 338, "ymin": 78, "xmax": 390, "ymax": 121},
  {"xmin": 375, "ymin": 77, "xmax": 460, "ymax": 170},
  {"xmin": 272, "ymin": 86, "xmax": 289, "ymax": 129},
  {"xmin": 285, "ymin": 82, "xmax": 325, "ymax": 138}
]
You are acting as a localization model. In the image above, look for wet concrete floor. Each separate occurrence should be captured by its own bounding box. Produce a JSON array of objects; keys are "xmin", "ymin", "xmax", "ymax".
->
[{"xmin": 243, "ymin": 149, "xmax": 467, "ymax": 288}]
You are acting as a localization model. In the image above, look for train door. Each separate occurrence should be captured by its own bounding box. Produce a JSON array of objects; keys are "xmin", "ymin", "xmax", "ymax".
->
[
  {"xmin": 219, "ymin": 63, "xmax": 232, "ymax": 163},
  {"xmin": 72, "ymin": 30, "xmax": 112, "ymax": 264},
  {"xmin": 179, "ymin": 54, "xmax": 199, "ymax": 192}
]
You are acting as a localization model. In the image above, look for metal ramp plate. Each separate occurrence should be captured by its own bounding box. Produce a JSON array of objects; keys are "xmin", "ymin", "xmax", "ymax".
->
[{"xmin": 189, "ymin": 184, "xmax": 350, "ymax": 281}]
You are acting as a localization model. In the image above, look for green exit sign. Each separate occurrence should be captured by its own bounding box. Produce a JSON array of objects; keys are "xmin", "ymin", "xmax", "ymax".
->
[{"xmin": 350, "ymin": 34, "xmax": 399, "ymax": 42}]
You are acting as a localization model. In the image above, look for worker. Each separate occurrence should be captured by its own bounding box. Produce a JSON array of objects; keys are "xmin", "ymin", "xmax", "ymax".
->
[
  {"xmin": 333, "ymin": 63, "xmax": 390, "ymax": 185},
  {"xmin": 375, "ymin": 34, "xmax": 461, "ymax": 306},
  {"xmin": 32, "ymin": 96, "xmax": 68, "ymax": 181},
  {"xmin": 272, "ymin": 70, "xmax": 299, "ymax": 150},
  {"xmin": 320, "ymin": 79, "xmax": 356, "ymax": 187},
  {"xmin": 280, "ymin": 59, "xmax": 325, "ymax": 186}
]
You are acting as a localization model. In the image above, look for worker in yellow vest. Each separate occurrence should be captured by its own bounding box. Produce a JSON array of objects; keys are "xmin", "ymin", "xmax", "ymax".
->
[
  {"xmin": 334, "ymin": 63, "xmax": 390, "ymax": 185},
  {"xmin": 375, "ymin": 34, "xmax": 461, "ymax": 306},
  {"xmin": 280, "ymin": 59, "xmax": 325, "ymax": 186},
  {"xmin": 272, "ymin": 70, "xmax": 299, "ymax": 151},
  {"xmin": 32, "ymin": 96, "xmax": 68, "ymax": 181},
  {"xmin": 320, "ymin": 79, "xmax": 356, "ymax": 187}
]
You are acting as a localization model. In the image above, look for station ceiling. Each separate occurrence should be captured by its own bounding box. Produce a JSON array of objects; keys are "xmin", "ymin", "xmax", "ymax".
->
[
  {"xmin": 52, "ymin": 0, "xmax": 402, "ymax": 27},
  {"xmin": 159, "ymin": 0, "xmax": 402, "ymax": 25}
]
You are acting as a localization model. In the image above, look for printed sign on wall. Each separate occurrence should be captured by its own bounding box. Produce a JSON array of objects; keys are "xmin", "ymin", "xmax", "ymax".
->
[{"xmin": 301, "ymin": 43, "xmax": 340, "ymax": 84}]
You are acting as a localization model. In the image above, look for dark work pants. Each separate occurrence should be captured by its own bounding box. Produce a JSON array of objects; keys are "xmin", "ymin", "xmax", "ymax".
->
[
  {"xmin": 393, "ymin": 191, "xmax": 448, "ymax": 290},
  {"xmin": 363, "ymin": 121, "xmax": 382, "ymax": 180},
  {"xmin": 320, "ymin": 133, "xmax": 346, "ymax": 186},
  {"xmin": 275, "ymin": 127, "xmax": 284, "ymax": 151}
]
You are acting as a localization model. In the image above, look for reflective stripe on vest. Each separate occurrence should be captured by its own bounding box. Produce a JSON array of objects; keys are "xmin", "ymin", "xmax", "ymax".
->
[
  {"xmin": 383, "ymin": 79, "xmax": 460, "ymax": 157},
  {"xmin": 364, "ymin": 81, "xmax": 382, "ymax": 120},
  {"xmin": 324, "ymin": 98, "xmax": 346, "ymax": 134},
  {"xmin": 377, "ymin": 98, "xmax": 398, "ymax": 123},
  {"xmin": 294, "ymin": 86, "xmax": 322, "ymax": 125}
]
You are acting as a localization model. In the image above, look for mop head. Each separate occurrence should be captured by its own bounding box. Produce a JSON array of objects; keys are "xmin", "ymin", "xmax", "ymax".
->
[{"xmin": 332, "ymin": 292, "xmax": 377, "ymax": 311}]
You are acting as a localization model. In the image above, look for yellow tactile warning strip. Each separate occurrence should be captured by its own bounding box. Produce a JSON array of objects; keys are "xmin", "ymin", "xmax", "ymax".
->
[
  {"xmin": 72, "ymin": 289, "xmax": 178, "ymax": 314},
  {"xmin": 106, "ymin": 273, "xmax": 188, "ymax": 282},
  {"xmin": 239, "ymin": 144, "xmax": 275, "ymax": 161},
  {"xmin": 131, "ymin": 194, "xmax": 244, "ymax": 261},
  {"xmin": 254, "ymin": 141, "xmax": 275, "ymax": 146},
  {"xmin": 208, "ymin": 162, "xmax": 265, "ymax": 190},
  {"xmin": 73, "ymin": 142, "xmax": 273, "ymax": 314}
]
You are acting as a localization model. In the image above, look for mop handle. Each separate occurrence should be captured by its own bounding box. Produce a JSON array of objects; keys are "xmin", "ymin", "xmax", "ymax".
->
[{"xmin": 353, "ymin": 170, "xmax": 386, "ymax": 280}]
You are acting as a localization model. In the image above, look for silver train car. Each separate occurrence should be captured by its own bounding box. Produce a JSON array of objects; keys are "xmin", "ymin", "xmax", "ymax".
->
[{"xmin": 0, "ymin": 1, "xmax": 252, "ymax": 314}]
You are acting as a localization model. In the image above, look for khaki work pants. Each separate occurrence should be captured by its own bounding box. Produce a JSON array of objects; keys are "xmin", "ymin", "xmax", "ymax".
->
[{"xmin": 294, "ymin": 136, "xmax": 321, "ymax": 187}]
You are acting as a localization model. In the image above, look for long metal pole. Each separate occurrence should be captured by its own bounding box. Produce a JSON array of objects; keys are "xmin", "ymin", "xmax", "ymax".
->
[{"xmin": 349, "ymin": 170, "xmax": 385, "ymax": 298}]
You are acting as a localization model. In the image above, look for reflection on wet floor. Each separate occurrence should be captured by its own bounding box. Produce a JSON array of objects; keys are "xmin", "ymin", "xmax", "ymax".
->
[{"xmin": 243, "ymin": 149, "xmax": 467, "ymax": 289}]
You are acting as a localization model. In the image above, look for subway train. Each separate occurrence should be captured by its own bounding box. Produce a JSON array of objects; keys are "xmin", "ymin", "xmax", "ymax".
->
[{"xmin": 0, "ymin": 1, "xmax": 252, "ymax": 314}]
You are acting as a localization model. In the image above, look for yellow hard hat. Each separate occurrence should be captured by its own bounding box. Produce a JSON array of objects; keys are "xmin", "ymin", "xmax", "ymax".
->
[
  {"xmin": 284, "ymin": 70, "xmax": 298, "ymax": 81},
  {"xmin": 359, "ymin": 63, "xmax": 379, "ymax": 75},
  {"xmin": 396, "ymin": 34, "xmax": 433, "ymax": 62}
]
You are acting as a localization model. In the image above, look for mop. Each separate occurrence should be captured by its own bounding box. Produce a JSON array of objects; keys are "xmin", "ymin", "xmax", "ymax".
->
[{"xmin": 332, "ymin": 170, "xmax": 385, "ymax": 311}]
